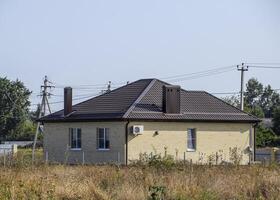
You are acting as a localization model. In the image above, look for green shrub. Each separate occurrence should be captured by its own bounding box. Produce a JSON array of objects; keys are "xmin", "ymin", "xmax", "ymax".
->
[
  {"xmin": 137, "ymin": 152, "xmax": 175, "ymax": 170},
  {"xmin": 148, "ymin": 185, "xmax": 166, "ymax": 200}
]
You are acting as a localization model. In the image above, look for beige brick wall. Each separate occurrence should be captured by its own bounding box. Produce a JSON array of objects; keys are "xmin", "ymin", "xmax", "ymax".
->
[
  {"xmin": 43, "ymin": 122, "xmax": 126, "ymax": 164},
  {"xmin": 44, "ymin": 121, "xmax": 254, "ymax": 165},
  {"xmin": 128, "ymin": 122, "xmax": 254, "ymax": 165}
]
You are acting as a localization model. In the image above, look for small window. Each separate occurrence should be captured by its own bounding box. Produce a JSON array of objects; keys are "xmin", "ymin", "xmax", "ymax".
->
[
  {"xmin": 97, "ymin": 128, "xmax": 110, "ymax": 150},
  {"xmin": 187, "ymin": 128, "xmax": 196, "ymax": 151},
  {"xmin": 69, "ymin": 128, "xmax": 82, "ymax": 149}
]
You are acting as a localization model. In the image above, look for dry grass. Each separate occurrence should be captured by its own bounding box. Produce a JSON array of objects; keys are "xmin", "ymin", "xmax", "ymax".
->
[
  {"xmin": 0, "ymin": 149, "xmax": 279, "ymax": 200},
  {"xmin": 0, "ymin": 164, "xmax": 279, "ymax": 200}
]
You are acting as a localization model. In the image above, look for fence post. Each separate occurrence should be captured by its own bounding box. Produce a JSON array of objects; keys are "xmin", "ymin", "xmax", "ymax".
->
[
  {"xmin": 271, "ymin": 148, "xmax": 276, "ymax": 163},
  {"xmin": 271, "ymin": 147, "xmax": 279, "ymax": 164},
  {"xmin": 117, "ymin": 152, "xmax": 120, "ymax": 165},
  {"xmin": 3, "ymin": 149, "xmax": 6, "ymax": 167},
  {"xmin": 184, "ymin": 152, "xmax": 186, "ymax": 164},
  {"xmin": 45, "ymin": 151, "xmax": 49, "ymax": 164},
  {"xmin": 82, "ymin": 151, "xmax": 85, "ymax": 165}
]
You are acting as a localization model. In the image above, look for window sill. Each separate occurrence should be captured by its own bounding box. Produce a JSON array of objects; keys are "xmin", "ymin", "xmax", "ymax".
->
[
  {"xmin": 187, "ymin": 149, "xmax": 196, "ymax": 152},
  {"xmin": 97, "ymin": 149, "xmax": 110, "ymax": 151},
  {"xmin": 70, "ymin": 148, "xmax": 82, "ymax": 151}
]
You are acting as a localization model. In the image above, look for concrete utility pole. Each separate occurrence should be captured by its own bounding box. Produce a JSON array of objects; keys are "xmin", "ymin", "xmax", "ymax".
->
[
  {"xmin": 237, "ymin": 63, "xmax": 248, "ymax": 111},
  {"xmin": 32, "ymin": 76, "xmax": 54, "ymax": 163},
  {"xmin": 107, "ymin": 81, "xmax": 111, "ymax": 92},
  {"xmin": 101, "ymin": 81, "xmax": 112, "ymax": 94}
]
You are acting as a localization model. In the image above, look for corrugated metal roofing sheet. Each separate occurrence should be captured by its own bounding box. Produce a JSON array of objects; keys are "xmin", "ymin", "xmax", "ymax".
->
[{"xmin": 39, "ymin": 78, "xmax": 259, "ymax": 123}]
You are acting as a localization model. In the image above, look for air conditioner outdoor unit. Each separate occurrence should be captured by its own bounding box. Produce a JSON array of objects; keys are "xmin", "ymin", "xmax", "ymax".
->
[{"xmin": 131, "ymin": 125, "xmax": 144, "ymax": 135}]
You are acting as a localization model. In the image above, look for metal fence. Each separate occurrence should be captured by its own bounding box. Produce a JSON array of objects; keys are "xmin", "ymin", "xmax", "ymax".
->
[
  {"xmin": 255, "ymin": 148, "xmax": 280, "ymax": 164},
  {"xmin": 4, "ymin": 141, "xmax": 33, "ymax": 148},
  {"xmin": 0, "ymin": 144, "xmax": 17, "ymax": 155}
]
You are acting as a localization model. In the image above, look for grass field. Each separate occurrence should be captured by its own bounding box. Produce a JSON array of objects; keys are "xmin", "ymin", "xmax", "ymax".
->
[{"xmin": 0, "ymin": 149, "xmax": 279, "ymax": 200}]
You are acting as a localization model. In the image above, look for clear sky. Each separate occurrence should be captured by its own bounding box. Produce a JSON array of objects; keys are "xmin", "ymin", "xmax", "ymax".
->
[{"xmin": 1, "ymin": 0, "xmax": 280, "ymax": 112}]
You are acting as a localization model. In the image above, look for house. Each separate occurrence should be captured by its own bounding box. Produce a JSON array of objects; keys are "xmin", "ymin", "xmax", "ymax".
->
[{"xmin": 39, "ymin": 79, "xmax": 260, "ymax": 165}]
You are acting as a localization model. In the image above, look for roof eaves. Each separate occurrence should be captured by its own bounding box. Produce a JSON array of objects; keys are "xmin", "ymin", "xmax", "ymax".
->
[
  {"xmin": 123, "ymin": 118, "xmax": 259, "ymax": 123},
  {"xmin": 203, "ymin": 91, "xmax": 261, "ymax": 122}
]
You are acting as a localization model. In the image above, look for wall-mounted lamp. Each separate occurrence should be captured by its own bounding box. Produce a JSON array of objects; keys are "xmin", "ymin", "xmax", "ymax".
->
[{"xmin": 153, "ymin": 131, "xmax": 159, "ymax": 136}]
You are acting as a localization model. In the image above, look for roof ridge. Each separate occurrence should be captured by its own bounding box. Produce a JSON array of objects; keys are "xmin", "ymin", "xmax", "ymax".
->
[{"xmin": 122, "ymin": 79, "xmax": 157, "ymax": 118}]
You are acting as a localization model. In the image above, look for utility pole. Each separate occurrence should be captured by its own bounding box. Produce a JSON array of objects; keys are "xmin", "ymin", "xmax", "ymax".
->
[
  {"xmin": 237, "ymin": 63, "xmax": 248, "ymax": 111},
  {"xmin": 101, "ymin": 81, "xmax": 112, "ymax": 94},
  {"xmin": 107, "ymin": 81, "xmax": 111, "ymax": 92},
  {"xmin": 32, "ymin": 76, "xmax": 54, "ymax": 163}
]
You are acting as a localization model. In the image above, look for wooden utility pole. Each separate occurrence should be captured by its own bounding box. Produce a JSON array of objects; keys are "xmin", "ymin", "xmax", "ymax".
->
[
  {"xmin": 32, "ymin": 76, "xmax": 54, "ymax": 163},
  {"xmin": 237, "ymin": 63, "xmax": 248, "ymax": 111}
]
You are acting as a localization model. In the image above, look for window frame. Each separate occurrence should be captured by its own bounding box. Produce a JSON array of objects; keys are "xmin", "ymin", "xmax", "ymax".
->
[
  {"xmin": 69, "ymin": 128, "xmax": 82, "ymax": 150},
  {"xmin": 97, "ymin": 128, "xmax": 110, "ymax": 151},
  {"xmin": 187, "ymin": 128, "xmax": 196, "ymax": 152}
]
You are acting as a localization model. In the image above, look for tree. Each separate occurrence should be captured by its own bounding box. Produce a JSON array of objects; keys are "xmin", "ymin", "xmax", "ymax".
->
[
  {"xmin": 244, "ymin": 78, "xmax": 280, "ymax": 118},
  {"xmin": 29, "ymin": 104, "xmax": 40, "ymax": 123},
  {"xmin": 256, "ymin": 125, "xmax": 276, "ymax": 147},
  {"xmin": 222, "ymin": 95, "xmax": 240, "ymax": 108},
  {"xmin": 6, "ymin": 120, "xmax": 37, "ymax": 141},
  {"xmin": 0, "ymin": 77, "xmax": 31, "ymax": 140},
  {"xmin": 273, "ymin": 107, "xmax": 280, "ymax": 136},
  {"xmin": 259, "ymin": 85, "xmax": 280, "ymax": 117},
  {"xmin": 244, "ymin": 105, "xmax": 265, "ymax": 118},
  {"xmin": 245, "ymin": 78, "xmax": 263, "ymax": 107}
]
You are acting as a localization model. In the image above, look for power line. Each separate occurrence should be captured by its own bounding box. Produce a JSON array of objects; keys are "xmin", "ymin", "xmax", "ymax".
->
[
  {"xmin": 53, "ymin": 81, "xmax": 126, "ymax": 89},
  {"xmin": 52, "ymin": 92, "xmax": 106, "ymax": 97},
  {"xmin": 245, "ymin": 62, "xmax": 280, "ymax": 65},
  {"xmin": 160, "ymin": 65, "xmax": 235, "ymax": 80},
  {"xmin": 35, "ymin": 63, "xmax": 279, "ymax": 93},
  {"xmin": 28, "ymin": 63, "xmax": 280, "ymax": 110},
  {"xmin": 166, "ymin": 68, "xmax": 235, "ymax": 83},
  {"xmin": 31, "ymin": 93, "xmax": 101, "ymax": 106},
  {"xmin": 55, "ymin": 85, "xmax": 106, "ymax": 90},
  {"xmin": 211, "ymin": 88, "xmax": 280, "ymax": 96},
  {"xmin": 30, "ymin": 66, "xmax": 237, "ymax": 106},
  {"xmin": 211, "ymin": 92, "xmax": 240, "ymax": 95},
  {"xmin": 30, "ymin": 92, "xmax": 102, "ymax": 106},
  {"xmin": 248, "ymin": 65, "xmax": 280, "ymax": 69},
  {"xmin": 50, "ymin": 66, "xmax": 236, "ymax": 89}
]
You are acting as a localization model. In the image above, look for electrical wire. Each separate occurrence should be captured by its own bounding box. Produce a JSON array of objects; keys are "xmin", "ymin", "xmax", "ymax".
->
[
  {"xmin": 31, "ymin": 93, "xmax": 101, "ymax": 106},
  {"xmin": 211, "ymin": 88, "xmax": 280, "ymax": 96},
  {"xmin": 160, "ymin": 65, "xmax": 235, "ymax": 80},
  {"xmin": 211, "ymin": 92, "xmax": 240, "ymax": 95},
  {"xmin": 53, "ymin": 81, "xmax": 126, "ymax": 89},
  {"xmin": 28, "ymin": 63, "xmax": 280, "ymax": 108},
  {"xmin": 166, "ymin": 68, "xmax": 235, "ymax": 83},
  {"xmin": 245, "ymin": 62, "xmax": 280, "ymax": 65},
  {"xmin": 51, "ymin": 65, "xmax": 236, "ymax": 90},
  {"xmin": 51, "ymin": 92, "xmax": 106, "ymax": 97},
  {"xmin": 248, "ymin": 65, "xmax": 280, "ymax": 69}
]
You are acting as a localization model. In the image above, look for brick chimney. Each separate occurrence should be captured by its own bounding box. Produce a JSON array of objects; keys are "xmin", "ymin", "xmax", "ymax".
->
[
  {"xmin": 163, "ymin": 85, "xmax": 181, "ymax": 114},
  {"xmin": 64, "ymin": 87, "xmax": 72, "ymax": 116}
]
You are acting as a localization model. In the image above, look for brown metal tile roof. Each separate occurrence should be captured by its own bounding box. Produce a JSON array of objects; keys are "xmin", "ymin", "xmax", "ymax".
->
[{"xmin": 39, "ymin": 78, "xmax": 259, "ymax": 123}]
